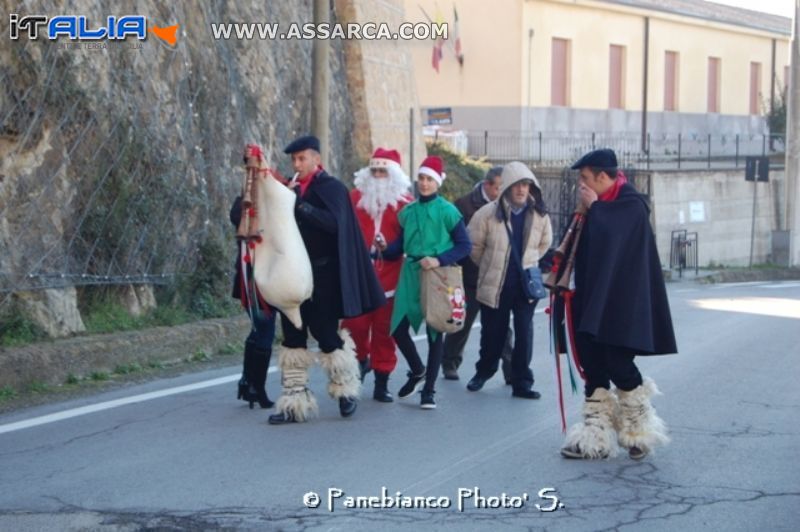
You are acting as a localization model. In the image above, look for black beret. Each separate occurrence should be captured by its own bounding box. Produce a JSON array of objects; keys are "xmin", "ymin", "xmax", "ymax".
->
[
  {"xmin": 283, "ymin": 135, "xmax": 321, "ymax": 154},
  {"xmin": 570, "ymin": 148, "xmax": 618, "ymax": 170}
]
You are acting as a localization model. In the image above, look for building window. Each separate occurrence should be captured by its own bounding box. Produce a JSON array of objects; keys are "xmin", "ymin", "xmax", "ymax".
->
[
  {"xmin": 749, "ymin": 62, "xmax": 761, "ymax": 115},
  {"xmin": 551, "ymin": 38, "xmax": 570, "ymax": 106},
  {"xmin": 664, "ymin": 51, "xmax": 679, "ymax": 111},
  {"xmin": 707, "ymin": 57, "xmax": 721, "ymax": 113},
  {"xmin": 609, "ymin": 45, "xmax": 626, "ymax": 109}
]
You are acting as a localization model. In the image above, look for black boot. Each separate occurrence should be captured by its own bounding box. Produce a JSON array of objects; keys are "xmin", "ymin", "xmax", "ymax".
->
[
  {"xmin": 358, "ymin": 358, "xmax": 372, "ymax": 383},
  {"xmin": 373, "ymin": 372, "xmax": 394, "ymax": 403},
  {"xmin": 339, "ymin": 396, "xmax": 358, "ymax": 417},
  {"xmin": 237, "ymin": 376, "xmax": 248, "ymax": 400},
  {"xmin": 242, "ymin": 339, "xmax": 274, "ymax": 409},
  {"xmin": 238, "ymin": 341, "xmax": 255, "ymax": 407}
]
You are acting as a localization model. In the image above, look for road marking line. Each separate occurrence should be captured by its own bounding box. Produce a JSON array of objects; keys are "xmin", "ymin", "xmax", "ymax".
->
[
  {"xmin": 761, "ymin": 282, "xmax": 800, "ymax": 289},
  {"xmin": 1, "ymin": 308, "xmax": 547, "ymax": 435},
  {"xmin": 0, "ymin": 374, "xmax": 244, "ymax": 435}
]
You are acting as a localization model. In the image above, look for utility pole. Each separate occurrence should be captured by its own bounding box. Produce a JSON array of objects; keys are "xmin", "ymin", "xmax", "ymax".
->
[
  {"xmin": 311, "ymin": 0, "xmax": 330, "ymax": 168},
  {"xmin": 787, "ymin": 0, "xmax": 800, "ymax": 265}
]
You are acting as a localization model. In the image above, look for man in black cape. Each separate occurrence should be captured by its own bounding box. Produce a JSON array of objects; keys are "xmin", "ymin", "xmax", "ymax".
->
[
  {"xmin": 560, "ymin": 148, "xmax": 677, "ymax": 460},
  {"xmin": 269, "ymin": 135, "xmax": 386, "ymax": 425}
]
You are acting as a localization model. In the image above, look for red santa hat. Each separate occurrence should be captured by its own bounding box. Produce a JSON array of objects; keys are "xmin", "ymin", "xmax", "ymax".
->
[
  {"xmin": 418, "ymin": 155, "xmax": 446, "ymax": 185},
  {"xmin": 369, "ymin": 147, "xmax": 402, "ymax": 169}
]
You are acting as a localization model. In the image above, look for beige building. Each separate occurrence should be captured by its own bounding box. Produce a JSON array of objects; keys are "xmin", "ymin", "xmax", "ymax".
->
[{"xmin": 404, "ymin": 0, "xmax": 791, "ymax": 137}]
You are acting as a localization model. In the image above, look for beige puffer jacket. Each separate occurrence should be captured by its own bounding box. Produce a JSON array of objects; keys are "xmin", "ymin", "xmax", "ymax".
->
[{"xmin": 467, "ymin": 162, "xmax": 553, "ymax": 309}]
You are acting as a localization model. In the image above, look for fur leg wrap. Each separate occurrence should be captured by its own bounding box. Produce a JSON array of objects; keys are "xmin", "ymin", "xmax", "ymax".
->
[
  {"xmin": 615, "ymin": 377, "xmax": 670, "ymax": 453},
  {"xmin": 318, "ymin": 329, "xmax": 361, "ymax": 400},
  {"xmin": 562, "ymin": 387, "xmax": 620, "ymax": 459},
  {"xmin": 275, "ymin": 347, "xmax": 318, "ymax": 422}
]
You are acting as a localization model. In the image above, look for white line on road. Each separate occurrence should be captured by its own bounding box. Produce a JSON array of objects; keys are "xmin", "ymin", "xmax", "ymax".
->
[
  {"xmin": 1, "ymin": 308, "xmax": 547, "ymax": 435},
  {"xmin": 0, "ymin": 374, "xmax": 244, "ymax": 435},
  {"xmin": 760, "ymin": 282, "xmax": 800, "ymax": 289}
]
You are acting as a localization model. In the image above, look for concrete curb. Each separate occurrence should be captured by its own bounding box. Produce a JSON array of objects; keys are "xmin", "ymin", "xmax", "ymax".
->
[
  {"xmin": 694, "ymin": 268, "xmax": 800, "ymax": 284},
  {"xmin": 0, "ymin": 316, "xmax": 250, "ymax": 392}
]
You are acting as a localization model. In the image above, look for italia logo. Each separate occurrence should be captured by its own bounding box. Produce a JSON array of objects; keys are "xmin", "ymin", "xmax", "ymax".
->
[{"xmin": 9, "ymin": 14, "xmax": 179, "ymax": 47}]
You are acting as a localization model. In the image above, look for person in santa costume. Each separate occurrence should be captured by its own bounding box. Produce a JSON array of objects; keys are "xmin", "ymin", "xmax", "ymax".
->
[
  {"xmin": 383, "ymin": 155, "xmax": 472, "ymax": 409},
  {"xmin": 341, "ymin": 148, "xmax": 413, "ymax": 403}
]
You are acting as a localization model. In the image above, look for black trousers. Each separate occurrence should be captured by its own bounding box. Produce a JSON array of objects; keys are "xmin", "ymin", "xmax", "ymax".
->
[
  {"xmin": 442, "ymin": 284, "xmax": 513, "ymax": 374},
  {"xmin": 392, "ymin": 317, "xmax": 443, "ymax": 394},
  {"xmin": 576, "ymin": 333, "xmax": 643, "ymax": 397},
  {"xmin": 280, "ymin": 297, "xmax": 343, "ymax": 354},
  {"xmin": 280, "ymin": 265, "xmax": 343, "ymax": 354},
  {"xmin": 475, "ymin": 284, "xmax": 537, "ymax": 392}
]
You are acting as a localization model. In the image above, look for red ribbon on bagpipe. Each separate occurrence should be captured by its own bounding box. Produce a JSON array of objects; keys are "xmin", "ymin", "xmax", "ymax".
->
[
  {"xmin": 544, "ymin": 211, "xmax": 587, "ymax": 432},
  {"xmin": 238, "ymin": 143, "xmax": 277, "ymax": 322}
]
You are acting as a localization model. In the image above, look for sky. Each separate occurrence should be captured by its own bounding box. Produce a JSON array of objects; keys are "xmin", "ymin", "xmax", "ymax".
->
[{"xmin": 712, "ymin": 0, "xmax": 794, "ymax": 19}]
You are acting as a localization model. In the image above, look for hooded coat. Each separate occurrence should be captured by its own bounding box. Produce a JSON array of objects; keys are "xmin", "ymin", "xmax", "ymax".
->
[{"xmin": 467, "ymin": 162, "xmax": 553, "ymax": 309}]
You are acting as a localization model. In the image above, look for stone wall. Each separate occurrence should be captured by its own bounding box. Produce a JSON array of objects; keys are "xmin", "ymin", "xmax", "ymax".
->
[
  {"xmin": 651, "ymin": 169, "xmax": 783, "ymax": 267},
  {"xmin": 0, "ymin": 316, "xmax": 249, "ymax": 392},
  {"xmin": 339, "ymin": 0, "xmax": 427, "ymax": 176}
]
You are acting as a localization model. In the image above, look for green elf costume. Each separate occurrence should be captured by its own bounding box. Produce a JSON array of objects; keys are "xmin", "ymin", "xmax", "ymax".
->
[{"xmin": 383, "ymin": 155, "xmax": 471, "ymax": 409}]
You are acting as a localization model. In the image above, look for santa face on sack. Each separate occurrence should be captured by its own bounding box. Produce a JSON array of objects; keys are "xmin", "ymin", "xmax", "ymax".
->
[{"xmin": 353, "ymin": 148, "xmax": 411, "ymax": 224}]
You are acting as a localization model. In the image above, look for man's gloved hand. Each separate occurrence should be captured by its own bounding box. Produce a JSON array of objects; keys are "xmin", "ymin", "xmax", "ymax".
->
[{"xmin": 295, "ymin": 198, "xmax": 314, "ymax": 218}]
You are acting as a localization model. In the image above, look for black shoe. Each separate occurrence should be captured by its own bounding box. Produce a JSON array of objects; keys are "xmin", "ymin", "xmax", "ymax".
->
[
  {"xmin": 268, "ymin": 412, "xmax": 297, "ymax": 425},
  {"xmin": 373, "ymin": 372, "xmax": 394, "ymax": 403},
  {"xmin": 373, "ymin": 388, "xmax": 394, "ymax": 403},
  {"xmin": 398, "ymin": 369, "xmax": 426, "ymax": 398},
  {"xmin": 358, "ymin": 358, "xmax": 372, "ymax": 383},
  {"xmin": 339, "ymin": 396, "xmax": 358, "ymax": 417},
  {"xmin": 629, "ymin": 446, "xmax": 647, "ymax": 460},
  {"xmin": 420, "ymin": 391, "xmax": 436, "ymax": 409},
  {"xmin": 442, "ymin": 368, "xmax": 459, "ymax": 380},
  {"xmin": 512, "ymin": 389, "xmax": 541, "ymax": 399},
  {"xmin": 467, "ymin": 374, "xmax": 488, "ymax": 392}
]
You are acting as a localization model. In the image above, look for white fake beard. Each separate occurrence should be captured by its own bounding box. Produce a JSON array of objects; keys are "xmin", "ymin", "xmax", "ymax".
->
[{"xmin": 354, "ymin": 167, "xmax": 411, "ymax": 222}]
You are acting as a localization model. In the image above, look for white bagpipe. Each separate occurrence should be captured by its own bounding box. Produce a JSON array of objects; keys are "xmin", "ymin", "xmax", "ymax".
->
[{"xmin": 237, "ymin": 144, "xmax": 312, "ymax": 329}]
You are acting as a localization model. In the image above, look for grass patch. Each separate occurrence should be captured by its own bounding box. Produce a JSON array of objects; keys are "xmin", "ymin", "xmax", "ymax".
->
[
  {"xmin": 113, "ymin": 362, "xmax": 143, "ymax": 375},
  {"xmin": 82, "ymin": 302, "xmax": 143, "ymax": 334},
  {"xmin": 217, "ymin": 342, "xmax": 239, "ymax": 357},
  {"xmin": 0, "ymin": 386, "xmax": 17, "ymax": 401},
  {"xmin": 191, "ymin": 349, "xmax": 211, "ymax": 362},
  {"xmin": 27, "ymin": 381, "xmax": 51, "ymax": 393},
  {"xmin": 90, "ymin": 371, "xmax": 110, "ymax": 381},
  {"xmin": 65, "ymin": 373, "xmax": 81, "ymax": 385},
  {"xmin": 0, "ymin": 311, "xmax": 48, "ymax": 348},
  {"xmin": 147, "ymin": 360, "xmax": 165, "ymax": 370}
]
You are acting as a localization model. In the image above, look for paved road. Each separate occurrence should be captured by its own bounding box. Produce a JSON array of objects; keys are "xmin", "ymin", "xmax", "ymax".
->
[{"xmin": 1, "ymin": 281, "xmax": 799, "ymax": 531}]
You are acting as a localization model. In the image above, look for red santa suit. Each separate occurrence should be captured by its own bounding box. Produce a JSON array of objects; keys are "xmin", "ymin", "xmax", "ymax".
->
[{"xmin": 341, "ymin": 148, "xmax": 412, "ymax": 375}]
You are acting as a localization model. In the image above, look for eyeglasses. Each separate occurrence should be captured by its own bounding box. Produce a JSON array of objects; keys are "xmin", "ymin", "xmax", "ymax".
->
[{"xmin": 370, "ymin": 168, "xmax": 389, "ymax": 176}]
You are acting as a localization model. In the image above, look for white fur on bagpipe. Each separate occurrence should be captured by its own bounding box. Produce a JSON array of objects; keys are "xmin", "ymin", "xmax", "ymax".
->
[{"xmin": 251, "ymin": 170, "xmax": 313, "ymax": 329}]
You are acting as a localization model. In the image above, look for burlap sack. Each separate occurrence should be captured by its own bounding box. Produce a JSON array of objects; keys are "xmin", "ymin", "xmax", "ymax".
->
[{"xmin": 420, "ymin": 265, "xmax": 466, "ymax": 333}]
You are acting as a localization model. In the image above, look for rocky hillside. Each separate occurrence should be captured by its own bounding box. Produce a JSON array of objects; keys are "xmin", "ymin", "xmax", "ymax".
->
[{"xmin": 0, "ymin": 1, "xmax": 363, "ymax": 334}]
